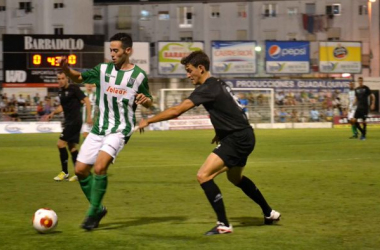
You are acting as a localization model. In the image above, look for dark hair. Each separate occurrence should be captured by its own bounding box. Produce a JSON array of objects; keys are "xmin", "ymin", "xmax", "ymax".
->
[
  {"xmin": 110, "ymin": 33, "xmax": 133, "ymax": 49},
  {"xmin": 180, "ymin": 50, "xmax": 210, "ymax": 71},
  {"xmin": 358, "ymin": 77, "xmax": 363, "ymax": 80}
]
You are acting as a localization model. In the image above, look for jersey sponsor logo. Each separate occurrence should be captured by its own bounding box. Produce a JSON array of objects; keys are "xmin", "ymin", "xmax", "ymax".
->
[
  {"xmin": 106, "ymin": 86, "xmax": 127, "ymax": 95},
  {"xmin": 105, "ymin": 73, "xmax": 115, "ymax": 78}
]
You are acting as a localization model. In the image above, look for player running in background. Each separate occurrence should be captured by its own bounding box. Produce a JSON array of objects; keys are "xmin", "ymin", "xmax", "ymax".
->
[
  {"xmin": 353, "ymin": 77, "xmax": 375, "ymax": 140},
  {"xmin": 347, "ymin": 81, "xmax": 358, "ymax": 139},
  {"xmin": 60, "ymin": 33, "xmax": 152, "ymax": 230},
  {"xmin": 138, "ymin": 50, "xmax": 280, "ymax": 235},
  {"xmin": 81, "ymin": 83, "xmax": 97, "ymax": 139},
  {"xmin": 48, "ymin": 73, "xmax": 92, "ymax": 182}
]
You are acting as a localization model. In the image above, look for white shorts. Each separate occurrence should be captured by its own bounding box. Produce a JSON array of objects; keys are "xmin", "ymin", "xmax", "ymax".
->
[
  {"xmin": 347, "ymin": 109, "xmax": 356, "ymax": 120},
  {"xmin": 77, "ymin": 132, "xmax": 126, "ymax": 165},
  {"xmin": 81, "ymin": 123, "xmax": 93, "ymax": 133}
]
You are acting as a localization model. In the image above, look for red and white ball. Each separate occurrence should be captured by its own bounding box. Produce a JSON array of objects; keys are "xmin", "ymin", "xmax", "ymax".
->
[{"xmin": 32, "ymin": 208, "xmax": 58, "ymax": 233}]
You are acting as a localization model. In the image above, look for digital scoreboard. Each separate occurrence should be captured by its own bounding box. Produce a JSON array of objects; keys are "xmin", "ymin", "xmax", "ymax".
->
[{"xmin": 2, "ymin": 34, "xmax": 105, "ymax": 87}]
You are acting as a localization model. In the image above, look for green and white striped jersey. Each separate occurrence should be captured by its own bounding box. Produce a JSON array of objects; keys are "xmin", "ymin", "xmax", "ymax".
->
[
  {"xmin": 82, "ymin": 91, "xmax": 96, "ymax": 122},
  {"xmin": 81, "ymin": 62, "xmax": 152, "ymax": 137},
  {"xmin": 348, "ymin": 90, "xmax": 356, "ymax": 111}
]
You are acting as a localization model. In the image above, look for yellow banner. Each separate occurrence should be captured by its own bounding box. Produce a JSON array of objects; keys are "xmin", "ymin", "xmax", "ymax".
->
[{"xmin": 319, "ymin": 42, "xmax": 361, "ymax": 62}]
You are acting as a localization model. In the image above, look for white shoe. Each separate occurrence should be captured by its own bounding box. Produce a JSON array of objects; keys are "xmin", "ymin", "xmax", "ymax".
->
[
  {"xmin": 264, "ymin": 209, "xmax": 281, "ymax": 225},
  {"xmin": 53, "ymin": 171, "xmax": 69, "ymax": 181},
  {"xmin": 205, "ymin": 221, "xmax": 233, "ymax": 235},
  {"xmin": 68, "ymin": 175, "xmax": 78, "ymax": 182}
]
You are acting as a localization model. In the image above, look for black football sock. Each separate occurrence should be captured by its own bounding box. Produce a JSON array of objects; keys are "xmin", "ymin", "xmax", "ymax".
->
[
  {"xmin": 363, "ymin": 123, "xmax": 367, "ymax": 136},
  {"xmin": 236, "ymin": 176, "xmax": 272, "ymax": 217},
  {"xmin": 355, "ymin": 122, "xmax": 364, "ymax": 135},
  {"xmin": 70, "ymin": 150, "xmax": 78, "ymax": 166},
  {"xmin": 59, "ymin": 147, "xmax": 69, "ymax": 174},
  {"xmin": 200, "ymin": 179, "xmax": 229, "ymax": 226}
]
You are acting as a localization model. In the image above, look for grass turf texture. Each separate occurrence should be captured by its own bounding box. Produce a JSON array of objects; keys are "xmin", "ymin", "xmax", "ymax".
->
[{"xmin": 0, "ymin": 128, "xmax": 379, "ymax": 250}]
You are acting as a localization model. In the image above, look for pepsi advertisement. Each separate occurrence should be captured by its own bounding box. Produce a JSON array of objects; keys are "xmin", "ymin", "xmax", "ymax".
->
[{"xmin": 265, "ymin": 41, "xmax": 310, "ymax": 74}]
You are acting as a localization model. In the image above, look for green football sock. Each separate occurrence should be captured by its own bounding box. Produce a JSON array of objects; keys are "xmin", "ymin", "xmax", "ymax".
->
[
  {"xmin": 87, "ymin": 174, "xmax": 108, "ymax": 217},
  {"xmin": 79, "ymin": 173, "xmax": 93, "ymax": 203},
  {"xmin": 351, "ymin": 125, "xmax": 357, "ymax": 135}
]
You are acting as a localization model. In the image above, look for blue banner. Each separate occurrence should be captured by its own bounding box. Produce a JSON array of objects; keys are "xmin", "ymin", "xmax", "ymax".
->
[{"xmin": 265, "ymin": 41, "xmax": 310, "ymax": 74}]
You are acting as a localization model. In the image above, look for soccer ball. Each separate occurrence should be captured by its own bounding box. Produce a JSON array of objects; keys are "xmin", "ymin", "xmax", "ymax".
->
[{"xmin": 32, "ymin": 208, "xmax": 58, "ymax": 233}]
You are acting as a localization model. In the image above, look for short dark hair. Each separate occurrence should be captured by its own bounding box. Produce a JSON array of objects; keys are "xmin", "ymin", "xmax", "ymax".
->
[
  {"xmin": 180, "ymin": 50, "xmax": 210, "ymax": 71},
  {"xmin": 358, "ymin": 77, "xmax": 363, "ymax": 80},
  {"xmin": 110, "ymin": 33, "xmax": 133, "ymax": 49}
]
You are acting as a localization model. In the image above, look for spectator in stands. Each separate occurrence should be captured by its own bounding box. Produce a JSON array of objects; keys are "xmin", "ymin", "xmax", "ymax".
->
[
  {"xmin": 324, "ymin": 107, "xmax": 334, "ymax": 122},
  {"xmin": 9, "ymin": 94, "xmax": 17, "ymax": 106},
  {"xmin": 238, "ymin": 93, "xmax": 249, "ymax": 120},
  {"xmin": 33, "ymin": 93, "xmax": 40, "ymax": 105},
  {"xmin": 332, "ymin": 90, "xmax": 343, "ymax": 115},
  {"xmin": 278, "ymin": 107, "xmax": 288, "ymax": 122},
  {"xmin": 36, "ymin": 101, "xmax": 46, "ymax": 117},
  {"xmin": 17, "ymin": 94, "xmax": 26, "ymax": 109},
  {"xmin": 309, "ymin": 106, "xmax": 320, "ymax": 122},
  {"xmin": 0, "ymin": 97, "xmax": 7, "ymax": 113},
  {"xmin": 275, "ymin": 91, "xmax": 285, "ymax": 106},
  {"xmin": 8, "ymin": 104, "xmax": 20, "ymax": 121},
  {"xmin": 25, "ymin": 95, "xmax": 32, "ymax": 107},
  {"xmin": 290, "ymin": 109, "xmax": 300, "ymax": 123},
  {"xmin": 44, "ymin": 96, "xmax": 52, "ymax": 115}
]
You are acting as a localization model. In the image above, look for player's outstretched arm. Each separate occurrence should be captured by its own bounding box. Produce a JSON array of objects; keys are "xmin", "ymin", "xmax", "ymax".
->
[
  {"xmin": 59, "ymin": 56, "xmax": 83, "ymax": 83},
  {"xmin": 47, "ymin": 105, "xmax": 63, "ymax": 120},
  {"xmin": 370, "ymin": 94, "xmax": 376, "ymax": 110},
  {"xmin": 138, "ymin": 99, "xmax": 195, "ymax": 130},
  {"xmin": 83, "ymin": 97, "xmax": 93, "ymax": 125}
]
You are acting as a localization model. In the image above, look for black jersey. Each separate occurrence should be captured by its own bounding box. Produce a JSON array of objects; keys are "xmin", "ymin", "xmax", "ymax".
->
[
  {"xmin": 355, "ymin": 85, "xmax": 371, "ymax": 111},
  {"xmin": 58, "ymin": 84, "xmax": 86, "ymax": 125},
  {"xmin": 188, "ymin": 77, "xmax": 251, "ymax": 139}
]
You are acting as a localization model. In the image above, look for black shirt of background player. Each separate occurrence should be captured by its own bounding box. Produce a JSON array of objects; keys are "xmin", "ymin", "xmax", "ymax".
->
[
  {"xmin": 58, "ymin": 84, "xmax": 86, "ymax": 126},
  {"xmin": 355, "ymin": 85, "xmax": 371, "ymax": 111},
  {"xmin": 188, "ymin": 77, "xmax": 251, "ymax": 139}
]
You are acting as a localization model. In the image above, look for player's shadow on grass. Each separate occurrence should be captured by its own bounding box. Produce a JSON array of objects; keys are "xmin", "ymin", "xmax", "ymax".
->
[
  {"xmin": 230, "ymin": 216, "xmax": 281, "ymax": 228},
  {"xmin": 97, "ymin": 216, "xmax": 188, "ymax": 231}
]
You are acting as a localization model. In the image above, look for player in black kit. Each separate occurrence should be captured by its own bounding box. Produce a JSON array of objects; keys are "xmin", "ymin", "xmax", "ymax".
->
[
  {"xmin": 48, "ymin": 72, "xmax": 92, "ymax": 181},
  {"xmin": 353, "ymin": 77, "xmax": 375, "ymax": 140},
  {"xmin": 138, "ymin": 51, "xmax": 280, "ymax": 235}
]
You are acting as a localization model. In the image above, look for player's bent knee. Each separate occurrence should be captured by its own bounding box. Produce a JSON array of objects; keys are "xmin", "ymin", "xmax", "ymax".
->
[{"xmin": 197, "ymin": 172, "xmax": 212, "ymax": 184}]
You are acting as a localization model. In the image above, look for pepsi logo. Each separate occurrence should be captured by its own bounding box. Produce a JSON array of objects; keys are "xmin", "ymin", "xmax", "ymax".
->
[{"xmin": 268, "ymin": 45, "xmax": 281, "ymax": 59}]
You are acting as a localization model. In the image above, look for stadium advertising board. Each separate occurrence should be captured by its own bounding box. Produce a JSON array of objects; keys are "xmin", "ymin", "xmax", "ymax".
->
[
  {"xmin": 0, "ymin": 122, "xmax": 62, "ymax": 134},
  {"xmin": 265, "ymin": 41, "xmax": 310, "ymax": 74},
  {"xmin": 333, "ymin": 115, "xmax": 380, "ymax": 127},
  {"xmin": 2, "ymin": 34, "xmax": 104, "ymax": 87},
  {"xmin": 158, "ymin": 41, "xmax": 204, "ymax": 75},
  {"xmin": 319, "ymin": 41, "xmax": 362, "ymax": 73},
  {"xmin": 104, "ymin": 42, "xmax": 150, "ymax": 74},
  {"xmin": 211, "ymin": 41, "xmax": 257, "ymax": 74}
]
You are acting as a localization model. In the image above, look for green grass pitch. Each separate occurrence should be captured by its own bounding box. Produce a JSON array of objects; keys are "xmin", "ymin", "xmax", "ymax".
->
[{"xmin": 0, "ymin": 128, "xmax": 379, "ymax": 250}]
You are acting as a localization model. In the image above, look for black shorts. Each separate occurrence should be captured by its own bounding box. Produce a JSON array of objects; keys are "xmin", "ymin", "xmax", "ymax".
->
[
  {"xmin": 213, "ymin": 127, "xmax": 255, "ymax": 168},
  {"xmin": 354, "ymin": 109, "xmax": 368, "ymax": 121},
  {"xmin": 60, "ymin": 124, "xmax": 82, "ymax": 143}
]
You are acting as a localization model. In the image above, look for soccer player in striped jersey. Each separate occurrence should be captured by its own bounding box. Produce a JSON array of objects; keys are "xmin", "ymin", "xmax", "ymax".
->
[
  {"xmin": 347, "ymin": 81, "xmax": 358, "ymax": 139},
  {"xmin": 60, "ymin": 33, "xmax": 153, "ymax": 230}
]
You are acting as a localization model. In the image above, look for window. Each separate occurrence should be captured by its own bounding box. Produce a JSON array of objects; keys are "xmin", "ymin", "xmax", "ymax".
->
[
  {"xmin": 179, "ymin": 31, "xmax": 193, "ymax": 41},
  {"xmin": 54, "ymin": 0, "xmax": 64, "ymax": 9},
  {"xmin": 327, "ymin": 27, "xmax": 341, "ymax": 40},
  {"xmin": 118, "ymin": 6, "xmax": 132, "ymax": 29},
  {"xmin": 19, "ymin": 2, "xmax": 32, "ymax": 12},
  {"xmin": 237, "ymin": 30, "xmax": 247, "ymax": 40},
  {"xmin": 0, "ymin": 0, "xmax": 5, "ymax": 11},
  {"xmin": 210, "ymin": 5, "xmax": 220, "ymax": 18},
  {"xmin": 54, "ymin": 27, "xmax": 64, "ymax": 35},
  {"xmin": 18, "ymin": 25, "xmax": 33, "ymax": 34},
  {"xmin": 326, "ymin": 4, "xmax": 341, "ymax": 16},
  {"xmin": 158, "ymin": 11, "xmax": 170, "ymax": 20},
  {"xmin": 359, "ymin": 5, "xmax": 368, "ymax": 15},
  {"xmin": 264, "ymin": 30, "xmax": 277, "ymax": 40},
  {"xmin": 287, "ymin": 7, "xmax": 298, "ymax": 16},
  {"xmin": 93, "ymin": 7, "xmax": 102, "ymax": 20},
  {"xmin": 178, "ymin": 6, "xmax": 193, "ymax": 28},
  {"xmin": 140, "ymin": 10, "xmax": 151, "ymax": 21},
  {"xmin": 360, "ymin": 27, "xmax": 369, "ymax": 39},
  {"xmin": 262, "ymin": 4, "xmax": 277, "ymax": 17},
  {"xmin": 238, "ymin": 5, "xmax": 247, "ymax": 18},
  {"xmin": 305, "ymin": 3, "xmax": 316, "ymax": 15}
]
